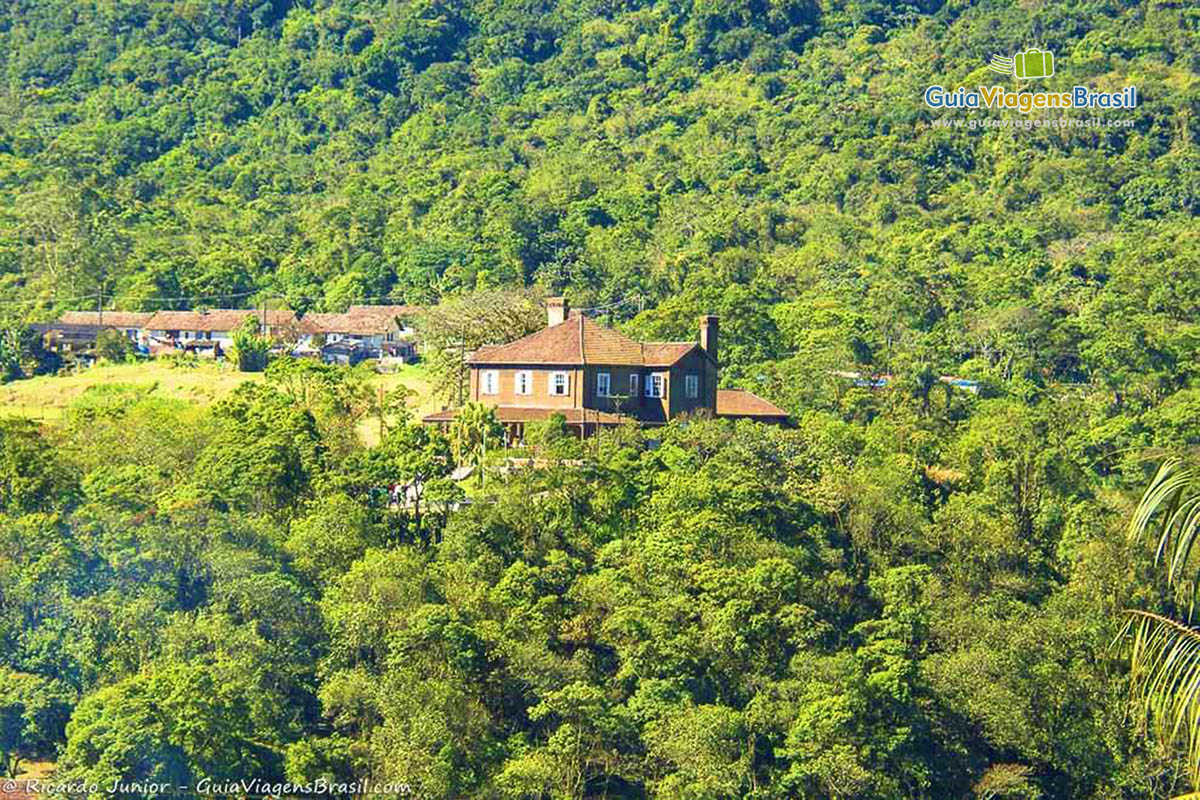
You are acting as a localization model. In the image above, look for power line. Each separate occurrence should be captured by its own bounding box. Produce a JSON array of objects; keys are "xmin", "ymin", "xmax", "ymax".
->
[
  {"xmin": 3, "ymin": 287, "xmax": 644, "ymax": 316},
  {"xmin": 575, "ymin": 295, "xmax": 642, "ymax": 315},
  {"xmin": 0, "ymin": 288, "xmax": 417, "ymax": 310}
]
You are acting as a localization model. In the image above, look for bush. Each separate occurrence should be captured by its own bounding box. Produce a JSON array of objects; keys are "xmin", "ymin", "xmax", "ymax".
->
[
  {"xmin": 231, "ymin": 318, "xmax": 269, "ymax": 372},
  {"xmin": 95, "ymin": 329, "xmax": 135, "ymax": 363}
]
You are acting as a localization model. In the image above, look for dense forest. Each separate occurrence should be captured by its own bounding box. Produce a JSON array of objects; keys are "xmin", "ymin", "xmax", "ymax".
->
[{"xmin": 2, "ymin": 0, "xmax": 1200, "ymax": 797}]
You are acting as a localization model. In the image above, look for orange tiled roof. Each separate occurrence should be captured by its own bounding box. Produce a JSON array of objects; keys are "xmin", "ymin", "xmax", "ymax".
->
[
  {"xmin": 300, "ymin": 312, "xmax": 389, "ymax": 336},
  {"xmin": 58, "ymin": 310, "xmax": 153, "ymax": 328},
  {"xmin": 643, "ymin": 342, "xmax": 697, "ymax": 366},
  {"xmin": 348, "ymin": 304, "xmax": 420, "ymax": 318},
  {"xmin": 145, "ymin": 309, "xmax": 297, "ymax": 332},
  {"xmin": 469, "ymin": 315, "xmax": 700, "ymax": 367},
  {"xmin": 716, "ymin": 388, "xmax": 789, "ymax": 419}
]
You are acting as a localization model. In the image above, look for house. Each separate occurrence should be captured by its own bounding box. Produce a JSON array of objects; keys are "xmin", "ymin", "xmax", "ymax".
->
[
  {"xmin": 714, "ymin": 388, "xmax": 792, "ymax": 425},
  {"xmin": 320, "ymin": 339, "xmax": 370, "ymax": 366},
  {"xmin": 29, "ymin": 322, "xmax": 111, "ymax": 354},
  {"xmin": 57, "ymin": 311, "xmax": 153, "ymax": 341},
  {"xmin": 423, "ymin": 297, "xmax": 788, "ymax": 439},
  {"xmin": 144, "ymin": 309, "xmax": 299, "ymax": 345},
  {"xmin": 299, "ymin": 305, "xmax": 420, "ymax": 360},
  {"xmin": 347, "ymin": 304, "xmax": 419, "ymax": 338}
]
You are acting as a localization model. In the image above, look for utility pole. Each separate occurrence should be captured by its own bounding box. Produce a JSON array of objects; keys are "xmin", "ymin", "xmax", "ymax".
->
[
  {"xmin": 97, "ymin": 289, "xmax": 103, "ymax": 327},
  {"xmin": 458, "ymin": 327, "xmax": 466, "ymax": 407},
  {"xmin": 378, "ymin": 383, "xmax": 385, "ymax": 441}
]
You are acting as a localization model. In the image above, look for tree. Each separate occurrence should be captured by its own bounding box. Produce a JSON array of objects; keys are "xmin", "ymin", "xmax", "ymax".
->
[
  {"xmin": 376, "ymin": 423, "xmax": 454, "ymax": 537},
  {"xmin": 449, "ymin": 403, "xmax": 502, "ymax": 487},
  {"xmin": 0, "ymin": 670, "xmax": 73, "ymax": 777},
  {"xmin": 285, "ymin": 494, "xmax": 382, "ymax": 583},
  {"xmin": 95, "ymin": 329, "xmax": 134, "ymax": 363},
  {"xmin": 194, "ymin": 384, "xmax": 323, "ymax": 516},
  {"xmin": 415, "ymin": 289, "xmax": 545, "ymax": 403},
  {"xmin": 1125, "ymin": 458, "xmax": 1200, "ymax": 794},
  {"xmin": 0, "ymin": 418, "xmax": 77, "ymax": 514},
  {"xmin": 231, "ymin": 317, "xmax": 269, "ymax": 373}
]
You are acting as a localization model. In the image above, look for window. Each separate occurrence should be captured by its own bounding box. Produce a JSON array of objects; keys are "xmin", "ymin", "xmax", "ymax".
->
[
  {"xmin": 515, "ymin": 370, "xmax": 532, "ymax": 395},
  {"xmin": 630, "ymin": 374, "xmax": 640, "ymax": 397},
  {"xmin": 596, "ymin": 372, "xmax": 611, "ymax": 397},
  {"xmin": 481, "ymin": 370, "xmax": 499, "ymax": 395},
  {"xmin": 685, "ymin": 373, "xmax": 699, "ymax": 399},
  {"xmin": 645, "ymin": 373, "xmax": 665, "ymax": 398},
  {"xmin": 550, "ymin": 371, "xmax": 570, "ymax": 396}
]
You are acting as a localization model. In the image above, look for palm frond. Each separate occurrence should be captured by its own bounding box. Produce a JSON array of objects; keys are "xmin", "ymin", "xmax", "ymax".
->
[
  {"xmin": 1125, "ymin": 609, "xmax": 1200, "ymax": 786},
  {"xmin": 1129, "ymin": 458, "xmax": 1200, "ymax": 587}
]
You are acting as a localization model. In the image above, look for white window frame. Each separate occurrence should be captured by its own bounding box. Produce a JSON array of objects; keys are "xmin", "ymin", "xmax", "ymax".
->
[
  {"xmin": 515, "ymin": 370, "xmax": 532, "ymax": 396},
  {"xmin": 596, "ymin": 372, "xmax": 611, "ymax": 397},
  {"xmin": 645, "ymin": 373, "xmax": 665, "ymax": 398},
  {"xmin": 685, "ymin": 373, "xmax": 699, "ymax": 399},
  {"xmin": 481, "ymin": 370, "xmax": 499, "ymax": 395},
  {"xmin": 630, "ymin": 374, "xmax": 639, "ymax": 397},
  {"xmin": 550, "ymin": 371, "xmax": 570, "ymax": 396}
]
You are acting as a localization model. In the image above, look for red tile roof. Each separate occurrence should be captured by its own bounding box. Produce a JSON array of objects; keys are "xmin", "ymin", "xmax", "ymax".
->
[
  {"xmin": 348, "ymin": 304, "xmax": 420, "ymax": 318},
  {"xmin": 300, "ymin": 312, "xmax": 393, "ymax": 336},
  {"xmin": 58, "ymin": 310, "xmax": 153, "ymax": 328},
  {"xmin": 716, "ymin": 389, "xmax": 789, "ymax": 419},
  {"xmin": 469, "ymin": 315, "xmax": 701, "ymax": 367},
  {"xmin": 146, "ymin": 309, "xmax": 297, "ymax": 332},
  {"xmin": 301, "ymin": 304, "xmax": 420, "ymax": 335},
  {"xmin": 643, "ymin": 342, "xmax": 698, "ymax": 366}
]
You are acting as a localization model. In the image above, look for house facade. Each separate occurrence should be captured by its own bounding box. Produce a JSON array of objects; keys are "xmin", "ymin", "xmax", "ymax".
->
[
  {"xmin": 31, "ymin": 311, "xmax": 155, "ymax": 355},
  {"xmin": 145, "ymin": 309, "xmax": 299, "ymax": 345},
  {"xmin": 298, "ymin": 305, "xmax": 418, "ymax": 359},
  {"xmin": 423, "ymin": 298, "xmax": 788, "ymax": 437},
  {"xmin": 58, "ymin": 311, "xmax": 153, "ymax": 341}
]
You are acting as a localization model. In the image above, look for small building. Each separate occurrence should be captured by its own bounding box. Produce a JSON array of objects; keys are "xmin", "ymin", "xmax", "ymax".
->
[
  {"xmin": 144, "ymin": 309, "xmax": 299, "ymax": 345},
  {"xmin": 347, "ymin": 304, "xmax": 420, "ymax": 338},
  {"xmin": 715, "ymin": 388, "xmax": 791, "ymax": 424},
  {"xmin": 423, "ymin": 297, "xmax": 788, "ymax": 439},
  {"xmin": 321, "ymin": 339, "xmax": 369, "ymax": 366},
  {"xmin": 299, "ymin": 305, "xmax": 419, "ymax": 360},
  {"xmin": 29, "ymin": 322, "xmax": 110, "ymax": 354},
  {"xmin": 57, "ymin": 311, "xmax": 153, "ymax": 341}
]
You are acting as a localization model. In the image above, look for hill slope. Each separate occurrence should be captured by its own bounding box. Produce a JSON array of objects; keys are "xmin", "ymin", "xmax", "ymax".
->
[{"xmin": 0, "ymin": 0, "xmax": 1197, "ymax": 401}]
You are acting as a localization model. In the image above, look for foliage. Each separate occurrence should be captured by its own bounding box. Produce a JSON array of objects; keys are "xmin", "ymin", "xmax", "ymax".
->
[
  {"xmin": 95, "ymin": 330, "xmax": 135, "ymax": 364},
  {"xmin": 0, "ymin": 0, "xmax": 1198, "ymax": 796},
  {"xmin": 449, "ymin": 402, "xmax": 503, "ymax": 485},
  {"xmin": 231, "ymin": 317, "xmax": 269, "ymax": 373}
]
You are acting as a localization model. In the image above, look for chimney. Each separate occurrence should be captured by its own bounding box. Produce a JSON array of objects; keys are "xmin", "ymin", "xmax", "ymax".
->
[
  {"xmin": 547, "ymin": 297, "xmax": 569, "ymax": 327},
  {"xmin": 699, "ymin": 315, "xmax": 718, "ymax": 365}
]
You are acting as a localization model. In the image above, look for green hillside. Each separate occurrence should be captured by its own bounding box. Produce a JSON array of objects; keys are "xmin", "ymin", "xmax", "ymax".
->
[
  {"xmin": 3, "ymin": 2, "xmax": 1200, "ymax": 799},
  {"xmin": 1, "ymin": 0, "xmax": 1197, "ymax": 398}
]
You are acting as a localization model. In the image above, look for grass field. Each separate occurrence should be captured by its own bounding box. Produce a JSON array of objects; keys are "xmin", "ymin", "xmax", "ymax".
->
[{"xmin": 0, "ymin": 359, "xmax": 442, "ymax": 444}]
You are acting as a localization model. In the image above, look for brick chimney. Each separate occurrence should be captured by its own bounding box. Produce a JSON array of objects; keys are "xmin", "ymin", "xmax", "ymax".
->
[
  {"xmin": 547, "ymin": 297, "xmax": 569, "ymax": 327},
  {"xmin": 699, "ymin": 315, "xmax": 718, "ymax": 365}
]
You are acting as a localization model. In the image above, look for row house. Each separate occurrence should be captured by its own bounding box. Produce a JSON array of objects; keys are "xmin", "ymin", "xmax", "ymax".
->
[
  {"xmin": 298, "ymin": 305, "xmax": 419, "ymax": 361},
  {"xmin": 144, "ymin": 309, "xmax": 300, "ymax": 344},
  {"xmin": 57, "ymin": 311, "xmax": 154, "ymax": 341}
]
